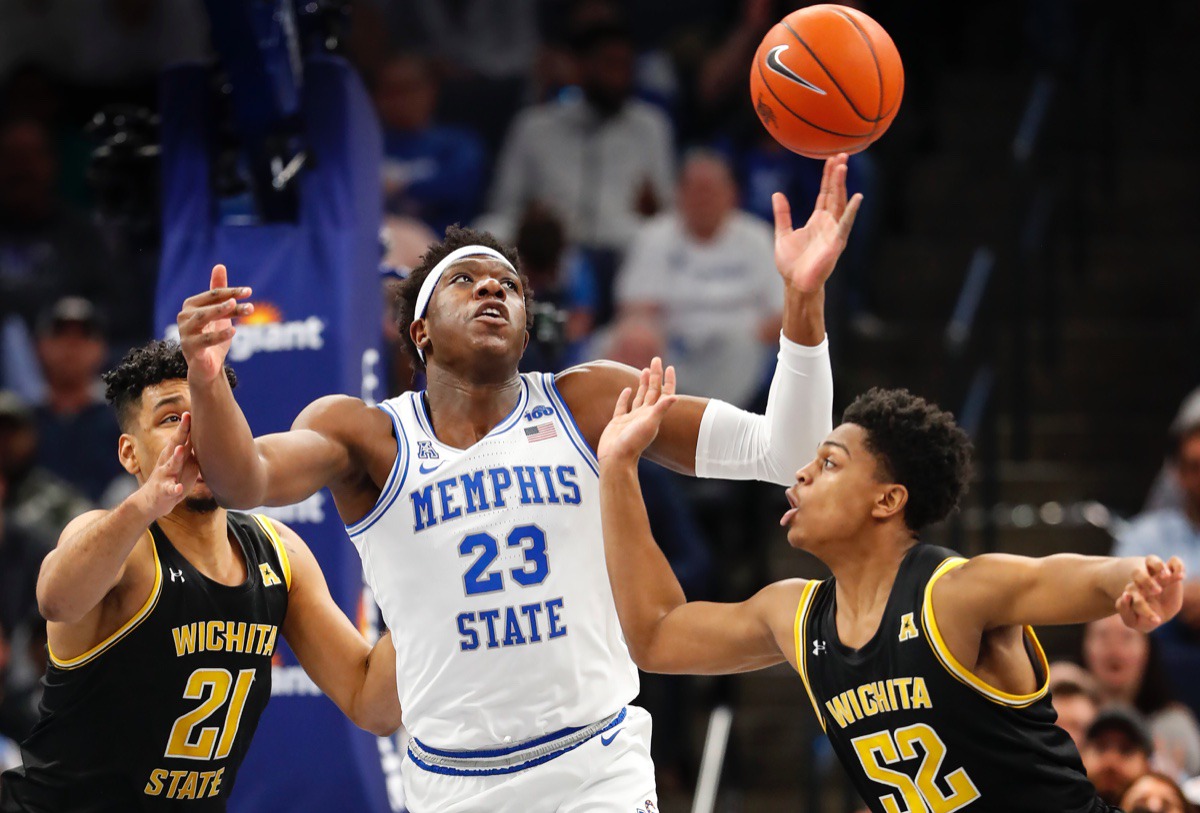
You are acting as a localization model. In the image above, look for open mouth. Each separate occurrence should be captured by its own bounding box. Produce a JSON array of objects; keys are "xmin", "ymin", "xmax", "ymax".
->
[
  {"xmin": 780, "ymin": 487, "xmax": 799, "ymax": 527},
  {"xmin": 473, "ymin": 302, "xmax": 508, "ymax": 323}
]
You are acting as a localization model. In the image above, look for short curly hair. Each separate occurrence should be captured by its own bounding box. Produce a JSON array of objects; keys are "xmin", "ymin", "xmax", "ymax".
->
[
  {"xmin": 841, "ymin": 387, "xmax": 973, "ymax": 532},
  {"xmin": 394, "ymin": 225, "xmax": 531, "ymax": 369},
  {"xmin": 102, "ymin": 340, "xmax": 237, "ymax": 430}
]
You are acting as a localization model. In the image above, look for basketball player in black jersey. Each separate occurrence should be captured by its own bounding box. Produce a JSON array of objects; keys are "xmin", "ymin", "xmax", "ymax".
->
[
  {"xmin": 0, "ymin": 341, "xmax": 402, "ymax": 813},
  {"xmin": 596, "ymin": 361, "xmax": 1185, "ymax": 813}
]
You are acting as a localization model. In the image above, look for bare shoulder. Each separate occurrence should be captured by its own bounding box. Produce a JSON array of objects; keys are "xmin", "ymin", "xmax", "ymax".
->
[
  {"xmin": 56, "ymin": 509, "xmax": 112, "ymax": 543},
  {"xmin": 257, "ymin": 516, "xmax": 318, "ymax": 580},
  {"xmin": 751, "ymin": 578, "xmax": 812, "ymax": 613},
  {"xmin": 292, "ymin": 395, "xmax": 394, "ymax": 453},
  {"xmin": 553, "ymin": 361, "xmax": 639, "ymax": 402}
]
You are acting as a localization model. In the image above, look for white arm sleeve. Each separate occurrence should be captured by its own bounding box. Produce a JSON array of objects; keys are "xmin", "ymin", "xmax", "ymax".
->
[{"xmin": 694, "ymin": 334, "xmax": 833, "ymax": 486}]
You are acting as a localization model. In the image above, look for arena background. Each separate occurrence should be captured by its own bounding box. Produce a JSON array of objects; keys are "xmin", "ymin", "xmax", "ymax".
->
[{"xmin": 0, "ymin": 1, "xmax": 1197, "ymax": 811}]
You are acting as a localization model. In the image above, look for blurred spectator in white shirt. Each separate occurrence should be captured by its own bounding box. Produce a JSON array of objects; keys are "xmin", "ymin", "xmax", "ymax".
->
[{"xmin": 614, "ymin": 149, "xmax": 779, "ymax": 408}]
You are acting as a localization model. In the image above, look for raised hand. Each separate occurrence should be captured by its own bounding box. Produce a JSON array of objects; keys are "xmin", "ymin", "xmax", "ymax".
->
[
  {"xmin": 773, "ymin": 153, "xmax": 863, "ymax": 293},
  {"xmin": 1117, "ymin": 555, "xmax": 1186, "ymax": 632},
  {"xmin": 139, "ymin": 412, "xmax": 202, "ymax": 518},
  {"xmin": 597, "ymin": 358, "xmax": 679, "ymax": 465},
  {"xmin": 177, "ymin": 264, "xmax": 254, "ymax": 383}
]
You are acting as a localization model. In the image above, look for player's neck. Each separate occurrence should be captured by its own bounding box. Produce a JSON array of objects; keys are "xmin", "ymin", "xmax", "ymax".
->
[
  {"xmin": 157, "ymin": 506, "xmax": 238, "ymax": 573},
  {"xmin": 423, "ymin": 366, "xmax": 524, "ymax": 447},
  {"xmin": 825, "ymin": 530, "xmax": 917, "ymax": 645}
]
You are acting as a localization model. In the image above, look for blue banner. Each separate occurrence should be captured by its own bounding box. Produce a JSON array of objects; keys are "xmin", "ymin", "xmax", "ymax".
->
[{"xmin": 154, "ymin": 56, "xmax": 401, "ymax": 812}]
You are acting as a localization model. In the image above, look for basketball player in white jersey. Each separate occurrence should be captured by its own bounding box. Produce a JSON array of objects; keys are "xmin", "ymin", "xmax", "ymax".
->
[{"xmin": 177, "ymin": 156, "xmax": 861, "ymax": 812}]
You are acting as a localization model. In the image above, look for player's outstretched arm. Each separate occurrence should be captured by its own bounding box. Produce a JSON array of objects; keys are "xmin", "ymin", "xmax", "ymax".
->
[
  {"xmin": 37, "ymin": 413, "xmax": 199, "ymax": 624},
  {"xmin": 179, "ymin": 265, "xmax": 363, "ymax": 509},
  {"xmin": 598, "ymin": 359, "xmax": 804, "ymax": 675},
  {"xmin": 933, "ymin": 552, "xmax": 1186, "ymax": 637},
  {"xmin": 557, "ymin": 156, "xmax": 858, "ymax": 485},
  {"xmin": 273, "ymin": 519, "xmax": 402, "ymax": 737}
]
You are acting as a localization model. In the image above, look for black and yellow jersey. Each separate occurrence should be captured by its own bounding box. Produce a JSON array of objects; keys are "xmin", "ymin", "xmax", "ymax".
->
[
  {"xmin": 795, "ymin": 543, "xmax": 1112, "ymax": 813},
  {"xmin": 0, "ymin": 512, "xmax": 291, "ymax": 813}
]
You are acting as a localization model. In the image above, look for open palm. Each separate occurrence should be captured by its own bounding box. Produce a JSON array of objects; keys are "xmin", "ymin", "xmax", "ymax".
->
[
  {"xmin": 773, "ymin": 153, "xmax": 863, "ymax": 293},
  {"xmin": 597, "ymin": 359, "xmax": 679, "ymax": 464}
]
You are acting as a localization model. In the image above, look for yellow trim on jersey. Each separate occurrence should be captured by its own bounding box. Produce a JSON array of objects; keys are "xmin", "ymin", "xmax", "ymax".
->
[
  {"xmin": 794, "ymin": 580, "xmax": 826, "ymax": 732},
  {"xmin": 253, "ymin": 514, "xmax": 292, "ymax": 592},
  {"xmin": 921, "ymin": 557, "xmax": 1050, "ymax": 708},
  {"xmin": 48, "ymin": 531, "xmax": 163, "ymax": 670}
]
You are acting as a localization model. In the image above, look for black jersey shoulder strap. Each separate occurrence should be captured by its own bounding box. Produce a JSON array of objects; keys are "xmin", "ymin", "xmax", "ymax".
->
[
  {"xmin": 793, "ymin": 578, "xmax": 828, "ymax": 732},
  {"xmin": 46, "ymin": 528, "xmax": 164, "ymax": 671},
  {"xmin": 243, "ymin": 513, "xmax": 293, "ymax": 592},
  {"xmin": 919, "ymin": 554, "xmax": 1051, "ymax": 708}
]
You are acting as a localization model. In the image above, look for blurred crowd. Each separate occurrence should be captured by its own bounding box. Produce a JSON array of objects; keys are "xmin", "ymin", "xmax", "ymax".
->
[{"xmin": 0, "ymin": 0, "xmax": 1196, "ymax": 809}]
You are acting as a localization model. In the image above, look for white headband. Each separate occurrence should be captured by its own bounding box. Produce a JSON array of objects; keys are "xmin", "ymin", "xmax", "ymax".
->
[{"xmin": 414, "ymin": 245, "xmax": 517, "ymax": 362}]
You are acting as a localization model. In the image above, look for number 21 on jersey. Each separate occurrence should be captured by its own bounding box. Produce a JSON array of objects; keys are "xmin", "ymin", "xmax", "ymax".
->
[{"xmin": 852, "ymin": 723, "xmax": 980, "ymax": 813}]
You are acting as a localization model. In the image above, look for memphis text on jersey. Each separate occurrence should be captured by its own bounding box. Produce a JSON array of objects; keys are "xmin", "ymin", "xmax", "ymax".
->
[{"xmin": 409, "ymin": 463, "xmax": 583, "ymax": 654}]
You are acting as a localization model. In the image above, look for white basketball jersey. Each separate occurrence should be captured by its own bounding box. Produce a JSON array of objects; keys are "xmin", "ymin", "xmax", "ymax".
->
[{"xmin": 346, "ymin": 373, "xmax": 639, "ymax": 749}]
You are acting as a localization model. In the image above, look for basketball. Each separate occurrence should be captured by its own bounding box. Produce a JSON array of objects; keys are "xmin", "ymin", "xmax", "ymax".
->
[{"xmin": 750, "ymin": 4, "xmax": 903, "ymax": 158}]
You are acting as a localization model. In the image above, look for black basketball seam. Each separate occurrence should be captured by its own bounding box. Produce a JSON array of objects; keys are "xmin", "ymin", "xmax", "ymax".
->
[
  {"xmin": 832, "ymin": 7, "xmax": 895, "ymax": 123},
  {"xmin": 782, "ymin": 20, "xmax": 875, "ymax": 124},
  {"xmin": 755, "ymin": 55, "xmax": 873, "ymax": 140}
]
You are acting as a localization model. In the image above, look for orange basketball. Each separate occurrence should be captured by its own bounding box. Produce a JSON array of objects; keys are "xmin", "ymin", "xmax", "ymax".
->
[{"xmin": 749, "ymin": 4, "xmax": 903, "ymax": 158}]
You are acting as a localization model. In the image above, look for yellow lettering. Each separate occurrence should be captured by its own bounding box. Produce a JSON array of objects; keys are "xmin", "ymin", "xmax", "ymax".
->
[
  {"xmin": 857, "ymin": 685, "xmax": 878, "ymax": 717},
  {"xmin": 206, "ymin": 621, "xmax": 223, "ymax": 652},
  {"xmin": 172, "ymin": 624, "xmax": 197, "ymax": 657},
  {"xmin": 196, "ymin": 771, "xmax": 214, "ymax": 798},
  {"xmin": 894, "ymin": 677, "xmax": 912, "ymax": 709},
  {"xmin": 260, "ymin": 625, "xmax": 279, "ymax": 657},
  {"xmin": 846, "ymin": 686, "xmax": 865, "ymax": 719},
  {"xmin": 874, "ymin": 681, "xmax": 891, "ymax": 713},
  {"xmin": 166, "ymin": 770, "xmax": 188, "ymax": 798},
  {"xmin": 886, "ymin": 679, "xmax": 900, "ymax": 711},
  {"xmin": 226, "ymin": 622, "xmax": 246, "ymax": 653},
  {"xmin": 144, "ymin": 769, "xmax": 167, "ymax": 796},
  {"xmin": 825, "ymin": 693, "xmax": 856, "ymax": 729},
  {"xmin": 210, "ymin": 767, "xmax": 225, "ymax": 797},
  {"xmin": 177, "ymin": 772, "xmax": 199, "ymax": 800},
  {"xmin": 912, "ymin": 677, "xmax": 932, "ymax": 710}
]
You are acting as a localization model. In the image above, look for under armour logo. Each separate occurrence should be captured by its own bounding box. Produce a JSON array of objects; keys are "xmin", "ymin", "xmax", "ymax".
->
[
  {"xmin": 812, "ymin": 640, "xmax": 826, "ymax": 656},
  {"xmin": 170, "ymin": 568, "xmax": 185, "ymax": 583}
]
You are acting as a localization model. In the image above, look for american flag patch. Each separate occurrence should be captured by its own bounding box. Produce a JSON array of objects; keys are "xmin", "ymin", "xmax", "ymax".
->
[{"xmin": 524, "ymin": 422, "xmax": 558, "ymax": 443}]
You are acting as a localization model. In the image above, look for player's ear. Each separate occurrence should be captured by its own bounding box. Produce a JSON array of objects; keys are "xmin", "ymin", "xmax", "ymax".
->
[
  {"xmin": 872, "ymin": 484, "xmax": 908, "ymax": 521},
  {"xmin": 118, "ymin": 434, "xmax": 141, "ymax": 477},
  {"xmin": 410, "ymin": 317, "xmax": 430, "ymax": 358}
]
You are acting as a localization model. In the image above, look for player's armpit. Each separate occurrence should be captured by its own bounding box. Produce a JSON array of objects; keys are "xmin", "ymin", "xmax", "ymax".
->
[
  {"xmin": 637, "ymin": 579, "xmax": 808, "ymax": 676},
  {"xmin": 554, "ymin": 361, "xmax": 709, "ymax": 475},
  {"xmin": 274, "ymin": 520, "xmax": 401, "ymax": 736}
]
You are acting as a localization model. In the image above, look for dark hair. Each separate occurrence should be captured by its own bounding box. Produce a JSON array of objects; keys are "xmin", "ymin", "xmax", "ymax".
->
[
  {"xmin": 1122, "ymin": 771, "xmax": 1194, "ymax": 813},
  {"xmin": 841, "ymin": 387, "xmax": 973, "ymax": 532},
  {"xmin": 394, "ymin": 224, "xmax": 530, "ymax": 369},
  {"xmin": 516, "ymin": 204, "xmax": 566, "ymax": 273},
  {"xmin": 102, "ymin": 339, "xmax": 236, "ymax": 430},
  {"xmin": 568, "ymin": 19, "xmax": 633, "ymax": 55}
]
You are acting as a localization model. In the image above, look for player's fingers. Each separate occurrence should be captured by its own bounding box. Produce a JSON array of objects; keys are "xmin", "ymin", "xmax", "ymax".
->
[
  {"xmin": 632, "ymin": 367, "xmax": 650, "ymax": 410},
  {"xmin": 652, "ymin": 394, "xmax": 679, "ymax": 418},
  {"xmin": 838, "ymin": 193, "xmax": 863, "ymax": 240},
  {"xmin": 663, "ymin": 364, "xmax": 676, "ymax": 397},
  {"xmin": 1132, "ymin": 566, "xmax": 1162, "ymax": 596},
  {"xmin": 182, "ymin": 298, "xmax": 249, "ymax": 329},
  {"xmin": 646, "ymin": 357, "xmax": 664, "ymax": 406},
  {"xmin": 180, "ymin": 286, "xmax": 252, "ymax": 311},
  {"xmin": 1146, "ymin": 555, "xmax": 1165, "ymax": 578},
  {"xmin": 1128, "ymin": 589, "xmax": 1161, "ymax": 625},
  {"xmin": 211, "ymin": 264, "xmax": 227, "ymax": 290},
  {"xmin": 167, "ymin": 411, "xmax": 191, "ymax": 447},
  {"xmin": 772, "ymin": 192, "xmax": 793, "ymax": 238},
  {"xmin": 614, "ymin": 387, "xmax": 633, "ymax": 418},
  {"xmin": 833, "ymin": 157, "xmax": 849, "ymax": 214},
  {"xmin": 1169, "ymin": 556, "xmax": 1187, "ymax": 580},
  {"xmin": 185, "ymin": 327, "xmax": 237, "ymax": 349}
]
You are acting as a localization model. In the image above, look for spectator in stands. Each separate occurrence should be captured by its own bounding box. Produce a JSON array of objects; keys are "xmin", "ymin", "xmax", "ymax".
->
[
  {"xmin": 0, "ymin": 118, "xmax": 116, "ymax": 337},
  {"xmin": 0, "ymin": 390, "xmax": 93, "ymax": 542},
  {"xmin": 1083, "ymin": 707, "xmax": 1155, "ymax": 807},
  {"xmin": 1144, "ymin": 388, "xmax": 1200, "ymax": 514},
  {"xmin": 488, "ymin": 16, "xmax": 675, "ymax": 323},
  {"xmin": 1049, "ymin": 663, "xmax": 1101, "ymax": 752},
  {"xmin": 33, "ymin": 297, "xmax": 127, "ymax": 504},
  {"xmin": 1117, "ymin": 416, "xmax": 1200, "ymax": 645},
  {"xmin": 615, "ymin": 149, "xmax": 780, "ymax": 408},
  {"xmin": 515, "ymin": 204, "xmax": 597, "ymax": 373},
  {"xmin": 1121, "ymin": 772, "xmax": 1194, "ymax": 813},
  {"xmin": 375, "ymin": 54, "xmax": 487, "ymax": 237},
  {"xmin": 1083, "ymin": 614, "xmax": 1200, "ymax": 779}
]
